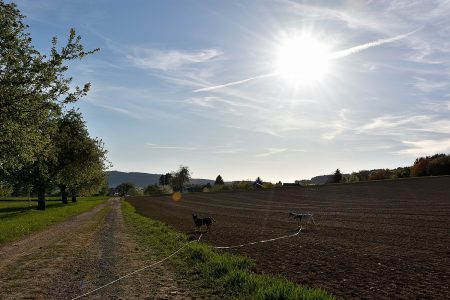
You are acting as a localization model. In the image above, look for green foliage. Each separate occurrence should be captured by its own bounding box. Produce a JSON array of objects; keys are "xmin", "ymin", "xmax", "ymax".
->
[
  {"xmin": 122, "ymin": 201, "xmax": 334, "ymax": 300},
  {"xmin": 0, "ymin": 196, "xmax": 107, "ymax": 244},
  {"xmin": 214, "ymin": 174, "xmax": 224, "ymax": 185},
  {"xmin": 54, "ymin": 110, "xmax": 109, "ymax": 197},
  {"xmin": 254, "ymin": 177, "xmax": 263, "ymax": 188},
  {"xmin": 171, "ymin": 165, "xmax": 191, "ymax": 192},
  {"xmin": 143, "ymin": 184, "xmax": 161, "ymax": 195},
  {"xmin": 411, "ymin": 154, "xmax": 450, "ymax": 177},
  {"xmin": 232, "ymin": 181, "xmax": 253, "ymax": 190},
  {"xmin": 0, "ymin": 181, "xmax": 13, "ymax": 197},
  {"xmin": 116, "ymin": 182, "xmax": 136, "ymax": 196},
  {"xmin": 0, "ymin": 2, "xmax": 105, "ymax": 209},
  {"xmin": 392, "ymin": 167, "xmax": 410, "ymax": 179},
  {"xmin": 368, "ymin": 169, "xmax": 392, "ymax": 181},
  {"xmin": 332, "ymin": 169, "xmax": 342, "ymax": 183},
  {"xmin": 159, "ymin": 173, "xmax": 172, "ymax": 186},
  {"xmin": 0, "ymin": 1, "xmax": 98, "ymax": 175}
]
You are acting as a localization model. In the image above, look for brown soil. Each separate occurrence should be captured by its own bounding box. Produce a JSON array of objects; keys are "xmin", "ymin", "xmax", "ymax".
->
[
  {"xmin": 0, "ymin": 198, "xmax": 200, "ymax": 299},
  {"xmin": 127, "ymin": 176, "xmax": 450, "ymax": 299}
]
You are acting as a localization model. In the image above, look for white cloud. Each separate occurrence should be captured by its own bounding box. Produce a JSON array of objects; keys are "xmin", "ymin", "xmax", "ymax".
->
[
  {"xmin": 361, "ymin": 115, "xmax": 430, "ymax": 131},
  {"xmin": 321, "ymin": 109, "xmax": 350, "ymax": 140},
  {"xmin": 255, "ymin": 148, "xmax": 287, "ymax": 158},
  {"xmin": 398, "ymin": 139, "xmax": 450, "ymax": 156},
  {"xmin": 127, "ymin": 48, "xmax": 223, "ymax": 71},
  {"xmin": 360, "ymin": 114, "xmax": 450, "ymax": 136},
  {"xmin": 413, "ymin": 77, "xmax": 449, "ymax": 93}
]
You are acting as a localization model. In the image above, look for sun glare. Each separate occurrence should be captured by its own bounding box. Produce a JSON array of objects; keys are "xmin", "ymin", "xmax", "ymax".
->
[{"xmin": 275, "ymin": 35, "xmax": 330, "ymax": 84}]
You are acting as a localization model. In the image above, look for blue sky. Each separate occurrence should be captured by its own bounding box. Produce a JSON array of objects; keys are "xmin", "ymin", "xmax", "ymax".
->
[{"xmin": 14, "ymin": 0, "xmax": 450, "ymax": 182}]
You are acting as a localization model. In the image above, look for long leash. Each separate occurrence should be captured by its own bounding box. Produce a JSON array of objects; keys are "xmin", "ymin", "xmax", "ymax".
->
[
  {"xmin": 71, "ymin": 226, "xmax": 303, "ymax": 299},
  {"xmin": 211, "ymin": 226, "xmax": 302, "ymax": 249},
  {"xmin": 71, "ymin": 234, "xmax": 203, "ymax": 300}
]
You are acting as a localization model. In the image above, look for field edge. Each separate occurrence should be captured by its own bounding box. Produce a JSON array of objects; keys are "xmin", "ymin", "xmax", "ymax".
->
[{"xmin": 122, "ymin": 199, "xmax": 335, "ymax": 300}]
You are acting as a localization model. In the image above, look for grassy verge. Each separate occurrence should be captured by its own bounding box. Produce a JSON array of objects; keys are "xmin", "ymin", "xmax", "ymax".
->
[
  {"xmin": 122, "ymin": 200, "xmax": 334, "ymax": 300},
  {"xmin": 0, "ymin": 196, "xmax": 108, "ymax": 244},
  {"xmin": 0, "ymin": 196, "xmax": 62, "ymax": 201}
]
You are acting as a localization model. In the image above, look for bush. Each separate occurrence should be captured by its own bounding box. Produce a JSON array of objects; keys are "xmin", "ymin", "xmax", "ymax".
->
[{"xmin": 369, "ymin": 169, "xmax": 391, "ymax": 181}]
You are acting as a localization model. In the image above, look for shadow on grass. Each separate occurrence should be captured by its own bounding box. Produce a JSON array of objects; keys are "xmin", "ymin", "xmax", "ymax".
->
[{"xmin": 0, "ymin": 202, "xmax": 67, "ymax": 219}]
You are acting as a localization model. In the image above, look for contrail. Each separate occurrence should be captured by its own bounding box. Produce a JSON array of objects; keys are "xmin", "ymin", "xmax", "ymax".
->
[
  {"xmin": 329, "ymin": 28, "xmax": 419, "ymax": 59},
  {"xmin": 193, "ymin": 73, "xmax": 276, "ymax": 92},
  {"xmin": 194, "ymin": 29, "xmax": 419, "ymax": 93}
]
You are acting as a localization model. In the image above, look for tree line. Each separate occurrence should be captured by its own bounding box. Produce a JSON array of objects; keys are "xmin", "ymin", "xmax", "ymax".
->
[
  {"xmin": 330, "ymin": 153, "xmax": 450, "ymax": 183},
  {"xmin": 0, "ymin": 2, "xmax": 109, "ymax": 209}
]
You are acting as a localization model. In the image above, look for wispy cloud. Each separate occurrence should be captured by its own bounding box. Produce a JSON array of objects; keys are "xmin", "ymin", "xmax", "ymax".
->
[
  {"xmin": 254, "ymin": 148, "xmax": 306, "ymax": 158},
  {"xmin": 321, "ymin": 109, "xmax": 350, "ymax": 140},
  {"xmin": 145, "ymin": 143, "xmax": 243, "ymax": 155},
  {"xmin": 398, "ymin": 139, "xmax": 450, "ymax": 156},
  {"xmin": 413, "ymin": 77, "xmax": 449, "ymax": 93},
  {"xmin": 88, "ymin": 102, "xmax": 143, "ymax": 120},
  {"xmin": 360, "ymin": 114, "xmax": 450, "ymax": 136},
  {"xmin": 127, "ymin": 48, "xmax": 223, "ymax": 71},
  {"xmin": 194, "ymin": 73, "xmax": 275, "ymax": 92},
  {"xmin": 146, "ymin": 144, "xmax": 198, "ymax": 150},
  {"xmin": 361, "ymin": 115, "xmax": 430, "ymax": 131},
  {"xmin": 255, "ymin": 148, "xmax": 288, "ymax": 158},
  {"xmin": 185, "ymin": 96, "xmax": 257, "ymax": 109},
  {"xmin": 330, "ymin": 28, "xmax": 419, "ymax": 59},
  {"xmin": 194, "ymin": 30, "xmax": 417, "ymax": 92}
]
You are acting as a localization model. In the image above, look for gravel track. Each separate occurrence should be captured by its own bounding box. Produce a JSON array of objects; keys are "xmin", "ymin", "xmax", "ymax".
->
[{"xmin": 0, "ymin": 198, "xmax": 197, "ymax": 299}]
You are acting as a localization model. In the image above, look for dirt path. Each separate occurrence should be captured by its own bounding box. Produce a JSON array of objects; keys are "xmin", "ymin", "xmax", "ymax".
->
[{"xmin": 0, "ymin": 198, "xmax": 196, "ymax": 299}]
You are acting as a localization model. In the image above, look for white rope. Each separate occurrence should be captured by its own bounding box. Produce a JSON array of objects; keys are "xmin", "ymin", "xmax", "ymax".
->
[
  {"xmin": 70, "ymin": 226, "xmax": 303, "ymax": 299},
  {"xmin": 212, "ymin": 227, "xmax": 302, "ymax": 249},
  {"xmin": 71, "ymin": 234, "xmax": 202, "ymax": 300}
]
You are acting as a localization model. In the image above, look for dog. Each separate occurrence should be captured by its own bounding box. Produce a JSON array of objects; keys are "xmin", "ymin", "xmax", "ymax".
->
[
  {"xmin": 192, "ymin": 214, "xmax": 216, "ymax": 232},
  {"xmin": 289, "ymin": 212, "xmax": 316, "ymax": 228}
]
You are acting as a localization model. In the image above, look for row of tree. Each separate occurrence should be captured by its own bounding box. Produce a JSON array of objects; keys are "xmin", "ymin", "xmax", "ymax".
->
[
  {"xmin": 330, "ymin": 153, "xmax": 450, "ymax": 183},
  {"xmin": 113, "ymin": 171, "xmax": 273, "ymax": 196},
  {"xmin": 0, "ymin": 2, "xmax": 109, "ymax": 209}
]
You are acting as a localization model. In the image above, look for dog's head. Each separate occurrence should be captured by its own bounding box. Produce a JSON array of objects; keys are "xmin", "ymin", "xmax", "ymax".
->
[
  {"xmin": 289, "ymin": 212, "xmax": 295, "ymax": 218},
  {"xmin": 192, "ymin": 214, "xmax": 197, "ymax": 220}
]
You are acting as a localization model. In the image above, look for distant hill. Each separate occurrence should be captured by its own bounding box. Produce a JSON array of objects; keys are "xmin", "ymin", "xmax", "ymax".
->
[
  {"xmin": 107, "ymin": 171, "xmax": 160, "ymax": 188},
  {"xmin": 107, "ymin": 171, "xmax": 214, "ymax": 188}
]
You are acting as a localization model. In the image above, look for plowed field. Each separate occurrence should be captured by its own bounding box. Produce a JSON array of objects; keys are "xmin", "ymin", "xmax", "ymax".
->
[{"xmin": 127, "ymin": 176, "xmax": 450, "ymax": 299}]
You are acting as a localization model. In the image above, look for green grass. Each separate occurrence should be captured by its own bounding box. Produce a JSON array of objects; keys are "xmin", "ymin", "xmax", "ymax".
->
[
  {"xmin": 0, "ymin": 196, "xmax": 62, "ymax": 201},
  {"xmin": 0, "ymin": 196, "xmax": 108, "ymax": 244},
  {"xmin": 122, "ymin": 200, "xmax": 334, "ymax": 300}
]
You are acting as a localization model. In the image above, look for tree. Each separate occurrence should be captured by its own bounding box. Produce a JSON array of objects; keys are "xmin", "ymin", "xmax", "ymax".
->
[
  {"xmin": 171, "ymin": 166, "xmax": 191, "ymax": 192},
  {"xmin": 144, "ymin": 184, "xmax": 160, "ymax": 195},
  {"xmin": 214, "ymin": 175, "xmax": 224, "ymax": 185},
  {"xmin": 333, "ymin": 169, "xmax": 342, "ymax": 183},
  {"xmin": 164, "ymin": 173, "xmax": 172, "ymax": 185},
  {"xmin": 254, "ymin": 177, "xmax": 263, "ymax": 188},
  {"xmin": 54, "ymin": 110, "xmax": 109, "ymax": 203},
  {"xmin": 116, "ymin": 182, "xmax": 135, "ymax": 197},
  {"xmin": 159, "ymin": 175, "xmax": 165, "ymax": 186},
  {"xmin": 0, "ymin": 1, "xmax": 98, "ymax": 177}
]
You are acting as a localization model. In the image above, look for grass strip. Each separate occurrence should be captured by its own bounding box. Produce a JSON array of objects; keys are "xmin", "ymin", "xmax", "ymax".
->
[
  {"xmin": 0, "ymin": 196, "xmax": 108, "ymax": 244},
  {"xmin": 122, "ymin": 200, "xmax": 334, "ymax": 300}
]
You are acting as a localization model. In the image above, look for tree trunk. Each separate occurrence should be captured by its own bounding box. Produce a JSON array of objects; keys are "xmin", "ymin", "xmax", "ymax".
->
[
  {"xmin": 60, "ymin": 185, "xmax": 68, "ymax": 204},
  {"xmin": 71, "ymin": 191, "xmax": 77, "ymax": 203},
  {"xmin": 37, "ymin": 186, "xmax": 46, "ymax": 210}
]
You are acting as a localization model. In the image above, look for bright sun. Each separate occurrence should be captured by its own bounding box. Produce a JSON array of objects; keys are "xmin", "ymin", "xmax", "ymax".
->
[{"xmin": 275, "ymin": 35, "xmax": 331, "ymax": 84}]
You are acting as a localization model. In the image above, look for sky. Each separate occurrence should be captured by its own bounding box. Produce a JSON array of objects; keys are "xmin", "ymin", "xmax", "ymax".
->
[{"xmin": 12, "ymin": 0, "xmax": 450, "ymax": 182}]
